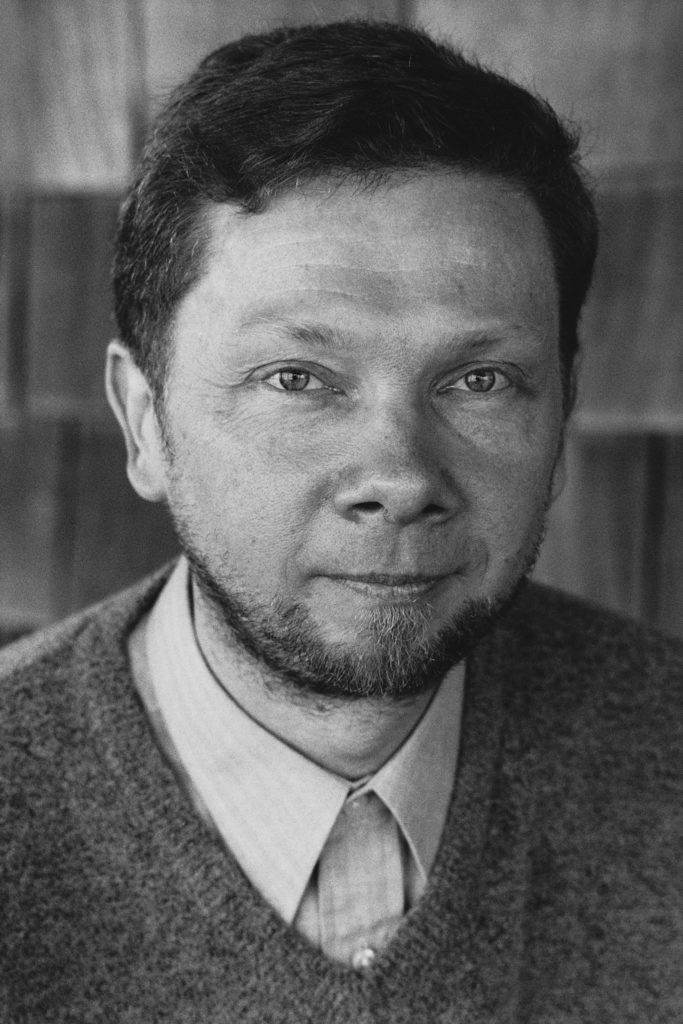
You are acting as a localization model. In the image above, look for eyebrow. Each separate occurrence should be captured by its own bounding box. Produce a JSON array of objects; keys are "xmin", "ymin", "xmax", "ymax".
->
[
  {"xmin": 237, "ymin": 312, "xmax": 545, "ymax": 354},
  {"xmin": 237, "ymin": 314, "xmax": 341, "ymax": 348}
]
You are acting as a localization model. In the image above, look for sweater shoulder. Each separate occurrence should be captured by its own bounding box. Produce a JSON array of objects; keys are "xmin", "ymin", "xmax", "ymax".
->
[
  {"xmin": 0, "ymin": 564, "xmax": 173, "ymax": 747},
  {"xmin": 484, "ymin": 583, "xmax": 683, "ymax": 801},
  {"xmin": 479, "ymin": 582, "xmax": 682, "ymax": 776},
  {"xmin": 509, "ymin": 581, "xmax": 683, "ymax": 682}
]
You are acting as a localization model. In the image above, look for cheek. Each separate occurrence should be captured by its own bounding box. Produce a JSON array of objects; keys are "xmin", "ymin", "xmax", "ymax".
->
[
  {"xmin": 463, "ymin": 423, "xmax": 560, "ymax": 534},
  {"xmin": 165, "ymin": 421, "xmax": 326, "ymax": 562}
]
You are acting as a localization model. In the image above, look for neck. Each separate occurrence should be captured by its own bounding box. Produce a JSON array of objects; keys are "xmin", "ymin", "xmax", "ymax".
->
[{"xmin": 191, "ymin": 582, "xmax": 435, "ymax": 780}]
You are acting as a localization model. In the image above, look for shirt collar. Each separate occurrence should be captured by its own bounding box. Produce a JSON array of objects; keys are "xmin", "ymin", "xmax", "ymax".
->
[
  {"xmin": 142, "ymin": 557, "xmax": 464, "ymax": 922},
  {"xmin": 368, "ymin": 664, "xmax": 464, "ymax": 886}
]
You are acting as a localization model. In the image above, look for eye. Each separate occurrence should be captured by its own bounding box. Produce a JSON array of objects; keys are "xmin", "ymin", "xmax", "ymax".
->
[
  {"xmin": 265, "ymin": 367, "xmax": 326, "ymax": 392},
  {"xmin": 445, "ymin": 367, "xmax": 511, "ymax": 394}
]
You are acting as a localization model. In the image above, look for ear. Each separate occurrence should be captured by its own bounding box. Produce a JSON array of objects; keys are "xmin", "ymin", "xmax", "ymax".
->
[{"xmin": 105, "ymin": 340, "xmax": 167, "ymax": 502}]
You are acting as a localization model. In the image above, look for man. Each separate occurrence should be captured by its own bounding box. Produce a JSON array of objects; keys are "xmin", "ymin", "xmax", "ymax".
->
[{"xmin": 1, "ymin": 20, "xmax": 680, "ymax": 1024}]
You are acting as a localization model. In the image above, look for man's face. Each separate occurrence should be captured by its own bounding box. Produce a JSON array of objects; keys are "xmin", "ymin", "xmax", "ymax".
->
[{"xmin": 157, "ymin": 171, "xmax": 564, "ymax": 699}]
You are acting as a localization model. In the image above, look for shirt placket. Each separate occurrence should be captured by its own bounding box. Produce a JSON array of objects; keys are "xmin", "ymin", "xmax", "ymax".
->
[{"xmin": 317, "ymin": 791, "xmax": 405, "ymax": 969}]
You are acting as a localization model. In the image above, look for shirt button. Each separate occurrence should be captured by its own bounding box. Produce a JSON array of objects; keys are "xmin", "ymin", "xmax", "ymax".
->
[{"xmin": 352, "ymin": 946, "xmax": 376, "ymax": 971}]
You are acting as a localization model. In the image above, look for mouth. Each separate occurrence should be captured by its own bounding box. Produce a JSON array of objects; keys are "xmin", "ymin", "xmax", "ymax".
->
[{"xmin": 321, "ymin": 572, "xmax": 452, "ymax": 600}]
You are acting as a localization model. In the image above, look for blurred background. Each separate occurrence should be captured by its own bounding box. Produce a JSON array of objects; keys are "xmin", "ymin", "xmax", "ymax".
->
[{"xmin": 1, "ymin": 0, "xmax": 680, "ymax": 639}]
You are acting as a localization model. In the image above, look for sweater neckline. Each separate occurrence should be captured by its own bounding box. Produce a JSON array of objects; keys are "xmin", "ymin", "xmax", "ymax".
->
[{"xmin": 76, "ymin": 567, "xmax": 508, "ymax": 995}]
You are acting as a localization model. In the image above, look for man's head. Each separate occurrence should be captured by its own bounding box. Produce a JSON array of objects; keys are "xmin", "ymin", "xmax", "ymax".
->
[{"xmin": 107, "ymin": 21, "xmax": 598, "ymax": 702}]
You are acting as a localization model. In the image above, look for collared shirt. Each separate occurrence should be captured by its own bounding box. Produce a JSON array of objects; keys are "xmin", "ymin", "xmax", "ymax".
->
[{"xmin": 128, "ymin": 558, "xmax": 464, "ymax": 966}]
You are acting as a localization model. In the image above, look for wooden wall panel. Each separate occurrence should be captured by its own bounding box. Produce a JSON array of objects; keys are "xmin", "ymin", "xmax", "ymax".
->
[
  {"xmin": 534, "ymin": 432, "xmax": 650, "ymax": 622},
  {"xmin": 0, "ymin": 3, "xmax": 30, "ymax": 418},
  {"xmin": 0, "ymin": 2, "xmax": 31, "ymax": 186},
  {"xmin": 258, "ymin": 0, "xmax": 404, "ymax": 26},
  {"xmin": 576, "ymin": 181, "xmax": 682, "ymax": 431},
  {"xmin": 10, "ymin": 0, "xmax": 143, "ymax": 190},
  {"xmin": 0, "ymin": 421, "xmax": 63, "ymax": 629},
  {"xmin": 0, "ymin": 193, "xmax": 33, "ymax": 421},
  {"xmin": 535, "ymin": 432, "xmax": 682, "ymax": 637},
  {"xmin": 25, "ymin": 194, "xmax": 121, "ymax": 420},
  {"xmin": 657, "ymin": 437, "xmax": 683, "ymax": 637},
  {"xmin": 0, "ymin": 421, "xmax": 177, "ymax": 629},
  {"xmin": 0, "ymin": 197, "xmax": 16, "ymax": 418},
  {"xmin": 410, "ymin": 0, "xmax": 681, "ymax": 170}
]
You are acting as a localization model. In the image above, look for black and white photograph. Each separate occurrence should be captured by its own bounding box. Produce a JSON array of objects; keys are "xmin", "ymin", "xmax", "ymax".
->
[{"xmin": 1, "ymin": 2, "xmax": 681, "ymax": 1021}]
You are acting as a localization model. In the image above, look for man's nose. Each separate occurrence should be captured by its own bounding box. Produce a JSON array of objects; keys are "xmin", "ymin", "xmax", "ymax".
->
[{"xmin": 333, "ymin": 404, "xmax": 461, "ymax": 527}]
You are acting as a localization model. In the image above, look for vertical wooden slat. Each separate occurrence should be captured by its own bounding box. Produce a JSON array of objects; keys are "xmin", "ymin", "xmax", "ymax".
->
[
  {"xmin": 640, "ymin": 434, "xmax": 667, "ymax": 626},
  {"xmin": 534, "ymin": 433, "xmax": 649, "ymax": 622},
  {"xmin": 22, "ymin": 1, "xmax": 142, "ymax": 191},
  {"xmin": 49, "ymin": 418, "xmax": 83, "ymax": 619},
  {"xmin": 576, "ymin": 183, "xmax": 682, "ymax": 432},
  {"xmin": 0, "ymin": 2, "xmax": 30, "ymax": 421},
  {"xmin": 269, "ymin": 0, "xmax": 404, "ymax": 23},
  {"xmin": 0, "ymin": 197, "xmax": 10, "ymax": 417},
  {"xmin": 26, "ymin": 194, "xmax": 121, "ymax": 421},
  {"xmin": 0, "ymin": 1, "xmax": 30, "ymax": 186},
  {"xmin": 3, "ymin": 195, "xmax": 33, "ymax": 417},
  {"xmin": 0, "ymin": 196, "xmax": 31, "ymax": 419},
  {"xmin": 657, "ymin": 437, "xmax": 683, "ymax": 637},
  {"xmin": 0, "ymin": 421, "xmax": 63, "ymax": 628}
]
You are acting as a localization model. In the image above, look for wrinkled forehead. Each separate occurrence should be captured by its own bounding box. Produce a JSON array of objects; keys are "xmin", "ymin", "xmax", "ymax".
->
[{"xmin": 177, "ymin": 169, "xmax": 559, "ymax": 348}]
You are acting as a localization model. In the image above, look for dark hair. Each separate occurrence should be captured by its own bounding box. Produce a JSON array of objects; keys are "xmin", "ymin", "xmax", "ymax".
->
[{"xmin": 113, "ymin": 19, "xmax": 598, "ymax": 409}]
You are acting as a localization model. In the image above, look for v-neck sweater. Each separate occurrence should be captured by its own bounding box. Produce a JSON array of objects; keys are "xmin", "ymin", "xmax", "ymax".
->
[
  {"xmin": 130, "ymin": 556, "xmax": 464, "ymax": 956},
  {"xmin": 1, "ymin": 567, "xmax": 681, "ymax": 1024}
]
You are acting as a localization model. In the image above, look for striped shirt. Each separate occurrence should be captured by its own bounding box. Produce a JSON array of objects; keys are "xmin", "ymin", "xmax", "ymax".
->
[{"xmin": 128, "ymin": 557, "xmax": 464, "ymax": 967}]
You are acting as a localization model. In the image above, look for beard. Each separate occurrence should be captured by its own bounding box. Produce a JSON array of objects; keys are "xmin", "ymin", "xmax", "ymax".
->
[{"xmin": 174, "ymin": 526, "xmax": 539, "ymax": 703}]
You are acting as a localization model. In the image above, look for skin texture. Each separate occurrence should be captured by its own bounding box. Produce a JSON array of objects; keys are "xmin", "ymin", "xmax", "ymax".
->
[{"xmin": 107, "ymin": 170, "xmax": 565, "ymax": 776}]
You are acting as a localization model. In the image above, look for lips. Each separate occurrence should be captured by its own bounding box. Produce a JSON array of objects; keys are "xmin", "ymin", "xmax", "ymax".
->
[
  {"xmin": 319, "ymin": 571, "xmax": 454, "ymax": 599},
  {"xmin": 325, "ymin": 572, "xmax": 450, "ymax": 587}
]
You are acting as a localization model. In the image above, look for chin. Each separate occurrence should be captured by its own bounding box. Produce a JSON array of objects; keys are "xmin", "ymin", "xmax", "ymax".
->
[{"xmin": 189, "ymin": 549, "xmax": 525, "ymax": 701}]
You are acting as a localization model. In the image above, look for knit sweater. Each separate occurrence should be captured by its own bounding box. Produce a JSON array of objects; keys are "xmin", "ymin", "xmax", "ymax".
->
[{"xmin": 1, "ymin": 568, "xmax": 681, "ymax": 1024}]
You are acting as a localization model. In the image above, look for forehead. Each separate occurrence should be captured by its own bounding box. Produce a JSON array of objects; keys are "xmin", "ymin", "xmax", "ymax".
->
[{"xmin": 178, "ymin": 170, "xmax": 558, "ymax": 345}]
